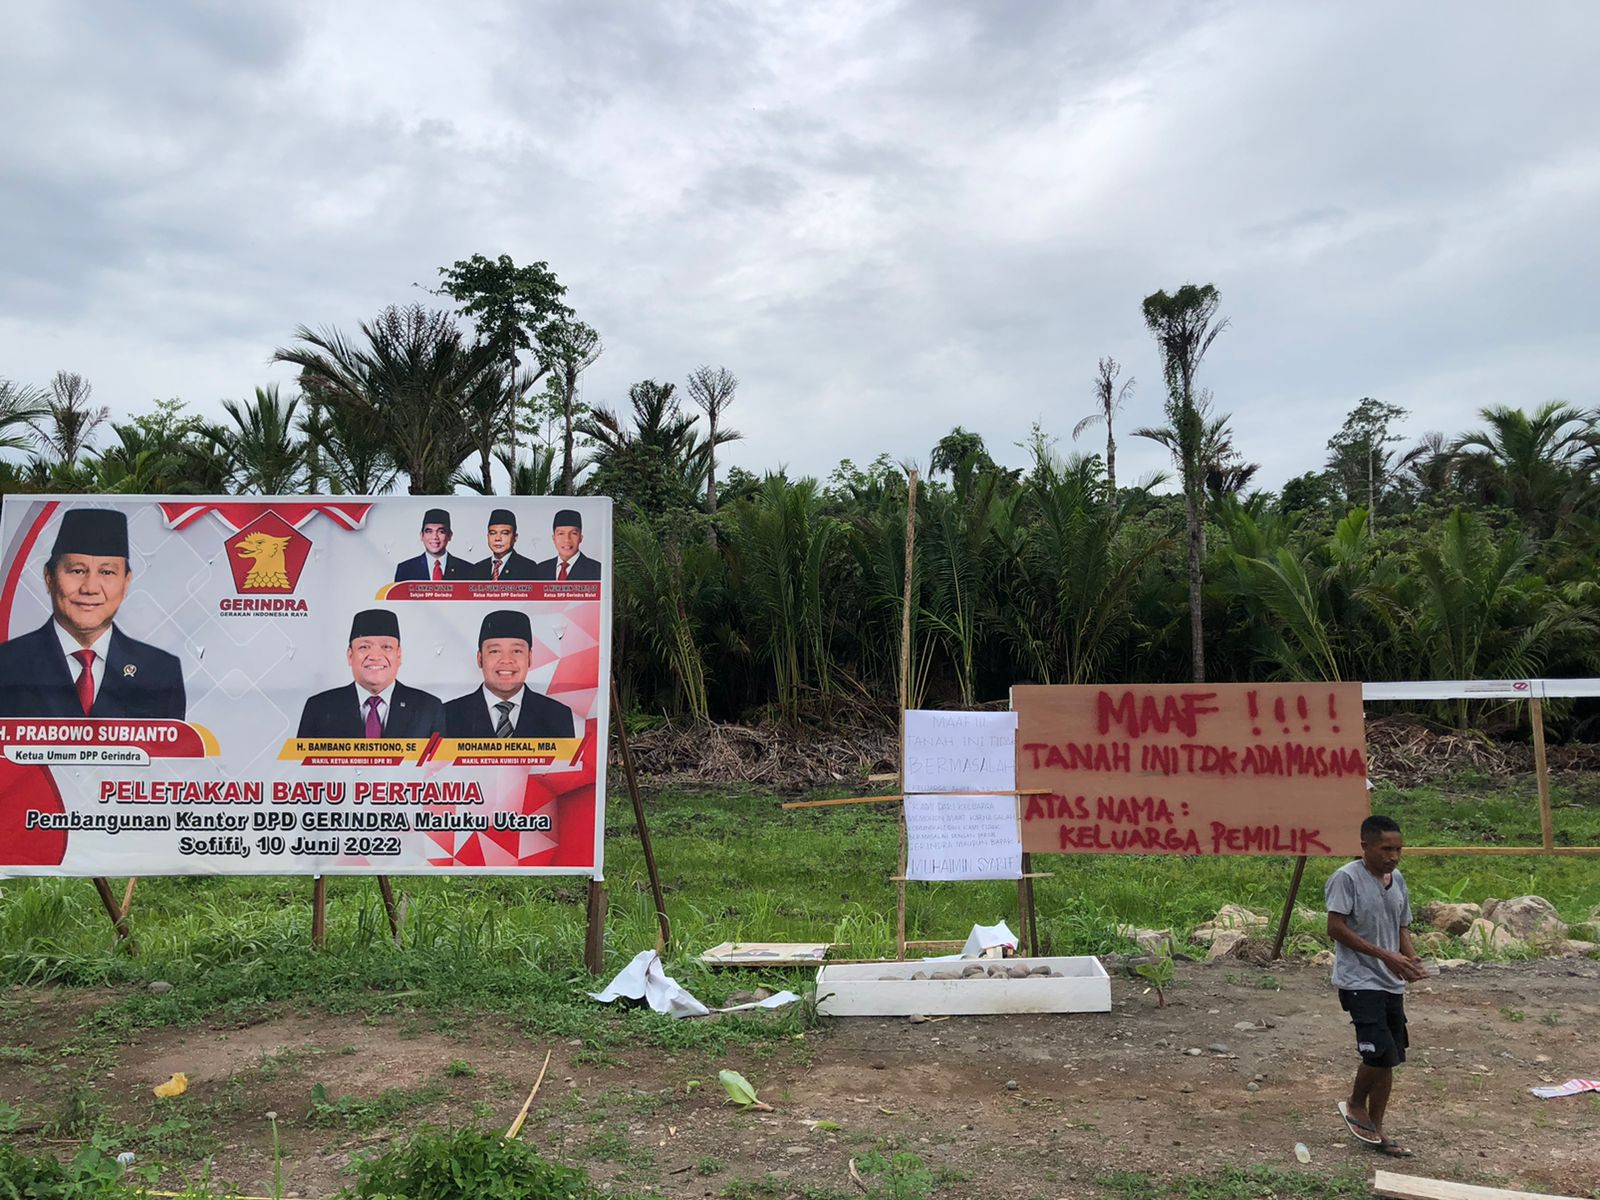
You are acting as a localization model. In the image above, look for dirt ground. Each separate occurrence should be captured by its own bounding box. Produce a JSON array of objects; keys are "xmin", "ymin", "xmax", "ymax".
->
[{"xmin": 5, "ymin": 957, "xmax": 1599, "ymax": 1199}]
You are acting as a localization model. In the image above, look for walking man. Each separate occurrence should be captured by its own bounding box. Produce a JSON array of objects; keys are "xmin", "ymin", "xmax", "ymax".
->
[{"xmin": 1326, "ymin": 814, "xmax": 1427, "ymax": 1158}]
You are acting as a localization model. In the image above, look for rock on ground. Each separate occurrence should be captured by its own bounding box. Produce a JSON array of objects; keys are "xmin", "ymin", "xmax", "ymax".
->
[
  {"xmin": 1484, "ymin": 895, "xmax": 1568, "ymax": 943},
  {"xmin": 1417, "ymin": 901, "xmax": 1481, "ymax": 935},
  {"xmin": 1465, "ymin": 918, "xmax": 1524, "ymax": 955}
]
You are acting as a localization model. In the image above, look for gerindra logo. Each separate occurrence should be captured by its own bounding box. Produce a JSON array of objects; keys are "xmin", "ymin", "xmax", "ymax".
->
[{"xmin": 224, "ymin": 512, "xmax": 311, "ymax": 595}]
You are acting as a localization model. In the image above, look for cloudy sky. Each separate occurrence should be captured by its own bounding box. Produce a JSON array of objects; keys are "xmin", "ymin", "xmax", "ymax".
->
[{"xmin": 2, "ymin": 0, "xmax": 1596, "ymax": 491}]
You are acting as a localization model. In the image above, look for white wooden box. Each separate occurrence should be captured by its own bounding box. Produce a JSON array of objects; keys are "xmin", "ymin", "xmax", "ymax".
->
[{"xmin": 815, "ymin": 955, "xmax": 1111, "ymax": 1017}]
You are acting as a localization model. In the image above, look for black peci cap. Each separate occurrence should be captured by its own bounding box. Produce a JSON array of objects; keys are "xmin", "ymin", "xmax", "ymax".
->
[
  {"xmin": 421, "ymin": 508, "xmax": 451, "ymax": 530},
  {"xmin": 488, "ymin": 508, "xmax": 516, "ymax": 530},
  {"xmin": 51, "ymin": 508, "xmax": 129, "ymax": 559},
  {"xmin": 552, "ymin": 508, "xmax": 582, "ymax": 531},
  {"xmin": 478, "ymin": 609, "xmax": 532, "ymax": 646},
  {"xmin": 349, "ymin": 609, "xmax": 401, "ymax": 642}
]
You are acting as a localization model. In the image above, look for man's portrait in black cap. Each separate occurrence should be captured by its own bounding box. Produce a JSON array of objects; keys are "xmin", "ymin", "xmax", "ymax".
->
[
  {"xmin": 394, "ymin": 508, "xmax": 472, "ymax": 582},
  {"xmin": 0, "ymin": 507, "xmax": 187, "ymax": 719},
  {"xmin": 472, "ymin": 508, "xmax": 538, "ymax": 581},
  {"xmin": 444, "ymin": 609, "xmax": 577, "ymax": 739},
  {"xmin": 296, "ymin": 609, "xmax": 446, "ymax": 738},
  {"xmin": 531, "ymin": 508, "xmax": 601, "ymax": 581}
]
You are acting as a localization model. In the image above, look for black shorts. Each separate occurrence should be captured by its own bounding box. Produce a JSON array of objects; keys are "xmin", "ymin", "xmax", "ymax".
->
[{"xmin": 1339, "ymin": 988, "xmax": 1407, "ymax": 1068}]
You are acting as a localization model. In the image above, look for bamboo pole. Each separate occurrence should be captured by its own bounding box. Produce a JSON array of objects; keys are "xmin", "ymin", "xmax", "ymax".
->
[
  {"xmin": 92, "ymin": 877, "xmax": 136, "ymax": 954},
  {"xmin": 895, "ymin": 469, "xmax": 919, "ymax": 961},
  {"xmin": 781, "ymin": 788, "xmax": 1047, "ymax": 810},
  {"xmin": 1530, "ymin": 697, "xmax": 1555, "ymax": 852},
  {"xmin": 1270, "ymin": 855, "xmax": 1308, "ymax": 960},
  {"xmin": 611, "ymin": 676, "xmax": 670, "ymax": 951}
]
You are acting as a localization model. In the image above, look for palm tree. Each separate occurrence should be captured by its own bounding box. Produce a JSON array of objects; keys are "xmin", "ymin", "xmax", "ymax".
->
[
  {"xmin": 298, "ymin": 390, "xmax": 400, "ymax": 496},
  {"xmin": 1139, "ymin": 285, "xmax": 1229, "ymax": 682},
  {"xmin": 30, "ymin": 371, "xmax": 110, "ymax": 466},
  {"xmin": 209, "ymin": 385, "xmax": 307, "ymax": 494},
  {"xmin": 1449, "ymin": 402, "xmax": 1595, "ymax": 536},
  {"xmin": 540, "ymin": 320, "xmax": 602, "ymax": 495},
  {"xmin": 0, "ymin": 379, "xmax": 50, "ymax": 456},
  {"xmin": 615, "ymin": 517, "xmax": 720, "ymax": 721},
  {"xmin": 274, "ymin": 304, "xmax": 504, "ymax": 495},
  {"xmin": 1407, "ymin": 508, "xmax": 1598, "ymax": 727},
  {"xmin": 728, "ymin": 476, "xmax": 837, "ymax": 722},
  {"xmin": 1073, "ymin": 357, "xmax": 1133, "ymax": 503},
  {"xmin": 455, "ymin": 447, "xmax": 557, "ymax": 497},
  {"xmin": 578, "ymin": 380, "xmax": 736, "ymax": 515}
]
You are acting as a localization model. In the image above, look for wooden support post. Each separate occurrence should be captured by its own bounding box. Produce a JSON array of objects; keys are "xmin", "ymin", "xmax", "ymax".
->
[
  {"xmin": 895, "ymin": 469, "xmax": 919, "ymax": 962},
  {"xmin": 311, "ymin": 875, "xmax": 327, "ymax": 949},
  {"xmin": 1021, "ymin": 853, "xmax": 1040, "ymax": 956},
  {"xmin": 584, "ymin": 878, "xmax": 608, "ymax": 974},
  {"xmin": 92, "ymin": 877, "xmax": 136, "ymax": 954},
  {"xmin": 1271, "ymin": 855, "xmax": 1308, "ymax": 960},
  {"xmin": 1530, "ymin": 697, "xmax": 1554, "ymax": 852},
  {"xmin": 611, "ymin": 677, "xmax": 670, "ymax": 951},
  {"xmin": 377, "ymin": 876, "xmax": 402, "ymax": 945},
  {"xmin": 118, "ymin": 878, "xmax": 137, "ymax": 920}
]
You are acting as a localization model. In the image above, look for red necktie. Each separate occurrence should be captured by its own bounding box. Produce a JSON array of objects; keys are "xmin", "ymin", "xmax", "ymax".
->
[
  {"xmin": 364, "ymin": 695, "xmax": 384, "ymax": 739},
  {"xmin": 557, "ymin": 560, "xmax": 568, "ymax": 582},
  {"xmin": 492, "ymin": 558, "xmax": 502, "ymax": 581},
  {"xmin": 431, "ymin": 558, "xmax": 443, "ymax": 582},
  {"xmin": 72, "ymin": 649, "xmax": 96, "ymax": 715}
]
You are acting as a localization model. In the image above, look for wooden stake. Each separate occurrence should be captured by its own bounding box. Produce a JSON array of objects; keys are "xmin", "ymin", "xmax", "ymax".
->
[
  {"xmin": 895, "ymin": 469, "xmax": 919, "ymax": 961},
  {"xmin": 118, "ymin": 878, "xmax": 137, "ymax": 920},
  {"xmin": 1021, "ymin": 853, "xmax": 1041, "ymax": 956},
  {"xmin": 584, "ymin": 877, "xmax": 608, "ymax": 974},
  {"xmin": 311, "ymin": 875, "xmax": 327, "ymax": 949},
  {"xmin": 782, "ymin": 788, "xmax": 1047, "ymax": 810},
  {"xmin": 611, "ymin": 676, "xmax": 670, "ymax": 951},
  {"xmin": 377, "ymin": 876, "xmax": 402, "ymax": 945},
  {"xmin": 1530, "ymin": 697, "xmax": 1554, "ymax": 852},
  {"xmin": 1271, "ymin": 854, "xmax": 1308, "ymax": 960},
  {"xmin": 92, "ymin": 877, "xmax": 136, "ymax": 955}
]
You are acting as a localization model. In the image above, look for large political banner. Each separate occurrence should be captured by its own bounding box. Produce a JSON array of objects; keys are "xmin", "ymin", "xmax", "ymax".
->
[
  {"xmin": 0, "ymin": 495, "xmax": 611, "ymax": 877},
  {"xmin": 1013, "ymin": 682, "xmax": 1369, "ymax": 856}
]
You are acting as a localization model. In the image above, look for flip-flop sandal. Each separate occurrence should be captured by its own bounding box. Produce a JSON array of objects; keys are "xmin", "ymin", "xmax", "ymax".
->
[
  {"xmin": 1377, "ymin": 1139, "xmax": 1413, "ymax": 1158},
  {"xmin": 1338, "ymin": 1101, "xmax": 1382, "ymax": 1145}
]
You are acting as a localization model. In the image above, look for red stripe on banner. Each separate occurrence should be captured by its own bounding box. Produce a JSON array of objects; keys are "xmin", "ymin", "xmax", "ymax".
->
[
  {"xmin": 158, "ymin": 501, "xmax": 374, "ymax": 532},
  {"xmin": 0, "ymin": 500, "xmax": 59, "ymax": 635},
  {"xmin": 416, "ymin": 732, "xmax": 443, "ymax": 766},
  {"xmin": 569, "ymin": 723, "xmax": 593, "ymax": 766}
]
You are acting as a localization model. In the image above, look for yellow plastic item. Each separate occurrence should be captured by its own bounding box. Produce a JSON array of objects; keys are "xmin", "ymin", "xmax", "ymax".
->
[{"xmin": 152, "ymin": 1072, "xmax": 188, "ymax": 1098}]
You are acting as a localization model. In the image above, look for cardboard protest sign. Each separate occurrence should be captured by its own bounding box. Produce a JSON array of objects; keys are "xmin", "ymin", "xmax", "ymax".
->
[
  {"xmin": 1012, "ymin": 683, "xmax": 1368, "ymax": 856},
  {"xmin": 0, "ymin": 496, "xmax": 611, "ymax": 877}
]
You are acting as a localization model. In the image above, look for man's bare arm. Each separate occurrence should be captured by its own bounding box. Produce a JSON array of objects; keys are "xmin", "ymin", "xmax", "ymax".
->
[{"xmin": 1326, "ymin": 912, "xmax": 1429, "ymax": 981}]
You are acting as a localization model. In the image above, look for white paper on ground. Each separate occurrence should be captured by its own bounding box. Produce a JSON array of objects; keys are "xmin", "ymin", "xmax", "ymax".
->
[
  {"xmin": 587, "ymin": 950, "xmax": 800, "ymax": 1020},
  {"xmin": 962, "ymin": 921, "xmax": 1018, "ymax": 957},
  {"xmin": 1529, "ymin": 1078, "xmax": 1600, "ymax": 1099},
  {"xmin": 903, "ymin": 710, "xmax": 1018, "ymax": 794}
]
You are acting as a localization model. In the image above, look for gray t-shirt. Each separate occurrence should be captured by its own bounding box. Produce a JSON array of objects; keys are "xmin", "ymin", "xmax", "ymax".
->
[{"xmin": 1324, "ymin": 858, "xmax": 1411, "ymax": 993}]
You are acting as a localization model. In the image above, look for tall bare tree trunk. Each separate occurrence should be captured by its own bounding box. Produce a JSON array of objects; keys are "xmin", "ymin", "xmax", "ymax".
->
[
  {"xmin": 1185, "ymin": 489, "xmax": 1205, "ymax": 682},
  {"xmin": 561, "ymin": 360, "xmax": 578, "ymax": 496}
]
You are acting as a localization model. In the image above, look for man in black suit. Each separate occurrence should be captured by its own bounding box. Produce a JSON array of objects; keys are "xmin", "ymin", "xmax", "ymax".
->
[
  {"xmin": 444, "ymin": 609, "xmax": 577, "ymax": 739},
  {"xmin": 296, "ymin": 609, "xmax": 445, "ymax": 738},
  {"xmin": 530, "ymin": 508, "xmax": 602, "ymax": 581},
  {"xmin": 393, "ymin": 508, "xmax": 472, "ymax": 582},
  {"xmin": 472, "ymin": 508, "xmax": 538, "ymax": 581},
  {"xmin": 0, "ymin": 508, "xmax": 186, "ymax": 719}
]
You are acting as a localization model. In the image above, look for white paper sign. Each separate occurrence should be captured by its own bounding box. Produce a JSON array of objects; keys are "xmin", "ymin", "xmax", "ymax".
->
[
  {"xmin": 904, "ymin": 793, "xmax": 1023, "ymax": 881},
  {"xmin": 903, "ymin": 709, "xmax": 1017, "ymax": 794}
]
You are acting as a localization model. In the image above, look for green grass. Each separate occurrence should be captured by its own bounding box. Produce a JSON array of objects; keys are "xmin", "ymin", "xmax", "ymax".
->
[
  {"xmin": 1097, "ymin": 1165, "xmax": 1371, "ymax": 1199},
  {"xmin": 1, "ymin": 776, "xmax": 1596, "ymax": 1063}
]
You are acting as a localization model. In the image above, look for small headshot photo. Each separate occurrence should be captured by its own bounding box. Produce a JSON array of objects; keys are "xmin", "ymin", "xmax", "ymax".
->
[
  {"xmin": 0, "ymin": 507, "xmax": 186, "ymax": 719},
  {"xmin": 394, "ymin": 507, "xmax": 472, "ymax": 582},
  {"xmin": 531, "ymin": 508, "xmax": 601, "ymax": 581},
  {"xmin": 473, "ymin": 507, "xmax": 538, "ymax": 581},
  {"xmin": 297, "ymin": 609, "xmax": 445, "ymax": 739},
  {"xmin": 444, "ymin": 609, "xmax": 577, "ymax": 739}
]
